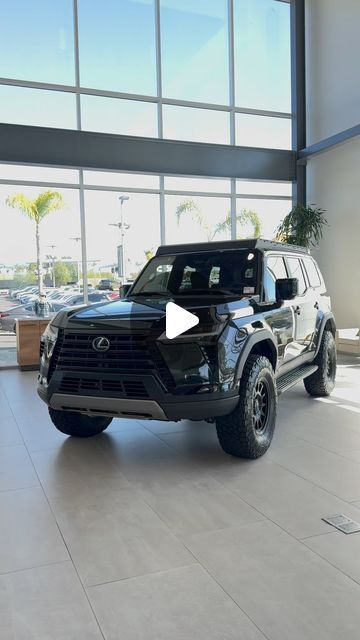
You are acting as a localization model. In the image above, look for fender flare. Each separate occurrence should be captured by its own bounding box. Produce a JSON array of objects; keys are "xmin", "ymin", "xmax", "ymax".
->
[
  {"xmin": 235, "ymin": 330, "xmax": 278, "ymax": 380},
  {"xmin": 314, "ymin": 312, "xmax": 336, "ymax": 357}
]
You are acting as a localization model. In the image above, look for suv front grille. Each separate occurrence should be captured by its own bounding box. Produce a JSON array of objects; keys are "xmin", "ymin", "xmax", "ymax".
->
[
  {"xmin": 48, "ymin": 329, "xmax": 174, "ymax": 390},
  {"xmin": 58, "ymin": 375, "xmax": 149, "ymax": 398}
]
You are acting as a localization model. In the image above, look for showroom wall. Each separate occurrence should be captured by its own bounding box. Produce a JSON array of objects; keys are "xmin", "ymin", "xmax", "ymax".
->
[{"xmin": 305, "ymin": 0, "xmax": 360, "ymax": 328}]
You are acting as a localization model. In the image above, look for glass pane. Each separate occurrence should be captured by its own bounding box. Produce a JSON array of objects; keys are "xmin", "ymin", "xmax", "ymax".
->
[
  {"xmin": 235, "ymin": 198, "xmax": 292, "ymax": 240},
  {"xmin": 0, "ymin": 165, "xmax": 79, "ymax": 185},
  {"xmin": 164, "ymin": 176, "xmax": 230, "ymax": 193},
  {"xmin": 234, "ymin": 0, "xmax": 291, "ymax": 112},
  {"xmin": 287, "ymin": 257, "xmax": 306, "ymax": 294},
  {"xmin": 165, "ymin": 194, "xmax": 231, "ymax": 244},
  {"xmin": 81, "ymin": 95, "xmax": 157, "ymax": 137},
  {"xmin": 161, "ymin": 0, "xmax": 229, "ymax": 104},
  {"xmin": 236, "ymin": 180, "xmax": 292, "ymax": 197},
  {"xmin": 0, "ymin": 184, "xmax": 81, "ymax": 279},
  {"xmin": 84, "ymin": 191, "xmax": 161, "ymax": 281},
  {"xmin": 0, "ymin": 86, "xmax": 77, "ymax": 129},
  {"xmin": 163, "ymin": 105, "xmax": 229, "ymax": 144},
  {"xmin": 78, "ymin": 0, "xmax": 157, "ymax": 95},
  {"xmin": 0, "ymin": 0, "xmax": 74, "ymax": 84},
  {"xmin": 236, "ymin": 114, "xmax": 292, "ymax": 149},
  {"xmin": 83, "ymin": 171, "xmax": 159, "ymax": 190}
]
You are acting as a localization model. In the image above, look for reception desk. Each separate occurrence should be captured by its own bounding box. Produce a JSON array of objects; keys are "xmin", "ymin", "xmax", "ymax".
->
[{"xmin": 16, "ymin": 318, "xmax": 50, "ymax": 370}]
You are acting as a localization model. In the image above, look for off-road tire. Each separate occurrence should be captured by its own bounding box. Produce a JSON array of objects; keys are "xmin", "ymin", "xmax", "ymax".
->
[
  {"xmin": 49, "ymin": 408, "xmax": 112, "ymax": 437},
  {"xmin": 304, "ymin": 330, "xmax": 336, "ymax": 397},
  {"xmin": 216, "ymin": 355, "xmax": 277, "ymax": 459}
]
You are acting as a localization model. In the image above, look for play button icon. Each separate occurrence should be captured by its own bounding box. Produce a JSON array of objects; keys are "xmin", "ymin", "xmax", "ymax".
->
[{"xmin": 165, "ymin": 302, "xmax": 199, "ymax": 339}]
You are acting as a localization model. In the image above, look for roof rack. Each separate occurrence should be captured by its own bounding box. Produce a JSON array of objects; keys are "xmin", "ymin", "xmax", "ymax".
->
[{"xmin": 156, "ymin": 239, "xmax": 309, "ymax": 256}]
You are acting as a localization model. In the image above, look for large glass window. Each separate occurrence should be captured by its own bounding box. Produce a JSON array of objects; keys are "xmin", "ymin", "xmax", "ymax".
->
[
  {"xmin": 164, "ymin": 176, "xmax": 230, "ymax": 193},
  {"xmin": 80, "ymin": 95, "xmax": 158, "ymax": 137},
  {"xmin": 163, "ymin": 105, "xmax": 229, "ymax": 144},
  {"xmin": 84, "ymin": 190, "xmax": 161, "ymax": 282},
  {"xmin": 83, "ymin": 171, "xmax": 159, "ymax": 190},
  {"xmin": 235, "ymin": 198, "xmax": 292, "ymax": 240},
  {"xmin": 165, "ymin": 195, "xmax": 231, "ymax": 244},
  {"xmin": 161, "ymin": 0, "xmax": 229, "ymax": 104},
  {"xmin": 234, "ymin": 0, "xmax": 291, "ymax": 112},
  {"xmin": 0, "ymin": 86, "xmax": 77, "ymax": 129},
  {"xmin": 236, "ymin": 114, "xmax": 292, "ymax": 149},
  {"xmin": 78, "ymin": 0, "xmax": 157, "ymax": 95},
  {"xmin": 0, "ymin": 164, "xmax": 79, "ymax": 184},
  {"xmin": 0, "ymin": 184, "xmax": 81, "ymax": 286},
  {"xmin": 0, "ymin": 0, "xmax": 74, "ymax": 84},
  {"xmin": 236, "ymin": 180, "xmax": 292, "ymax": 197}
]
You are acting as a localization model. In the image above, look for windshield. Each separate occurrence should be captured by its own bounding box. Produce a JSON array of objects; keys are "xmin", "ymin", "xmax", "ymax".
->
[{"xmin": 130, "ymin": 249, "xmax": 259, "ymax": 297}]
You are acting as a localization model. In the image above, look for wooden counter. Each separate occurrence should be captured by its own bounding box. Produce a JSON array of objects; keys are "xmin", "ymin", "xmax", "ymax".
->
[{"xmin": 16, "ymin": 318, "xmax": 50, "ymax": 370}]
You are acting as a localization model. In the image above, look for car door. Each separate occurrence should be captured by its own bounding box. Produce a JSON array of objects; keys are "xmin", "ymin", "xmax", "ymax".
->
[
  {"xmin": 285, "ymin": 256, "xmax": 318, "ymax": 356},
  {"xmin": 263, "ymin": 254, "xmax": 296, "ymax": 367}
]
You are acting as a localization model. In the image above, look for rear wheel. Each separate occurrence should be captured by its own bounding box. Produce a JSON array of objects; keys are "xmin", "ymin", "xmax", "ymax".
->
[
  {"xmin": 304, "ymin": 330, "xmax": 336, "ymax": 396},
  {"xmin": 49, "ymin": 408, "xmax": 112, "ymax": 437},
  {"xmin": 216, "ymin": 355, "xmax": 277, "ymax": 459}
]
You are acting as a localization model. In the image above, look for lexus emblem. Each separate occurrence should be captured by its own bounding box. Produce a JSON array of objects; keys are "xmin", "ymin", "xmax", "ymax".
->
[{"xmin": 92, "ymin": 336, "xmax": 110, "ymax": 352}]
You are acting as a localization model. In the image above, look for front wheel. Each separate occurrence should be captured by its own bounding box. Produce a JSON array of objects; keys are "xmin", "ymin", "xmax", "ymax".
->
[
  {"xmin": 216, "ymin": 355, "xmax": 277, "ymax": 459},
  {"xmin": 49, "ymin": 408, "xmax": 112, "ymax": 437},
  {"xmin": 304, "ymin": 330, "xmax": 336, "ymax": 396}
]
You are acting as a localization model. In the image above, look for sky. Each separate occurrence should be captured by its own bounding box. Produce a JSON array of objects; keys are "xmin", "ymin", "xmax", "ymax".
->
[{"xmin": 0, "ymin": 0, "xmax": 292, "ymax": 273}]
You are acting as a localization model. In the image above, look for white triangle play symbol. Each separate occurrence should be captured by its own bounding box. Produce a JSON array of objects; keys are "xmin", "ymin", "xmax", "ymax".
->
[{"xmin": 165, "ymin": 302, "xmax": 199, "ymax": 339}]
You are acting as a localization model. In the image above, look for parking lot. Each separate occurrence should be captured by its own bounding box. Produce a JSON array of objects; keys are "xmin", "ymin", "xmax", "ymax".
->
[{"xmin": 0, "ymin": 298, "xmax": 17, "ymax": 368}]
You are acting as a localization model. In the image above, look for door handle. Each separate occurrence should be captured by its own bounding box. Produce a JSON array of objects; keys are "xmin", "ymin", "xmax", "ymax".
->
[
  {"xmin": 294, "ymin": 306, "xmax": 301, "ymax": 315},
  {"xmin": 314, "ymin": 301, "xmax": 319, "ymax": 310}
]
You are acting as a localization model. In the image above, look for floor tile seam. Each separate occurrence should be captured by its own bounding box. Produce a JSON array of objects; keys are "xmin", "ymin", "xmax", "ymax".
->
[
  {"xmin": 299, "ymin": 537, "xmax": 360, "ymax": 589},
  {"xmin": 10, "ymin": 415, "xmax": 107, "ymax": 640},
  {"xmin": 34, "ymin": 488, "xmax": 107, "ymax": 640},
  {"xmin": 86, "ymin": 562, "xmax": 199, "ymax": 589},
  {"xmin": 0, "ymin": 482, "xmax": 40, "ymax": 493},
  {"xmin": 251, "ymin": 455, "xmax": 360, "ymax": 504},
  {"xmin": 0, "ymin": 558, "xmax": 71, "ymax": 579},
  {"xmin": 137, "ymin": 489, "xmax": 270, "ymax": 640}
]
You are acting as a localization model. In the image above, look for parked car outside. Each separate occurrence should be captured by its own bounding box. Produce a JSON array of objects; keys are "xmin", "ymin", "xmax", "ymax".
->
[
  {"xmin": 0, "ymin": 302, "xmax": 66, "ymax": 332},
  {"xmin": 97, "ymin": 278, "xmax": 115, "ymax": 291},
  {"xmin": 64, "ymin": 291, "xmax": 115, "ymax": 306}
]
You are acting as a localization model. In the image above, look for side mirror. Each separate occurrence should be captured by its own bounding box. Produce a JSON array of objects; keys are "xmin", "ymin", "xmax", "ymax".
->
[
  {"xmin": 276, "ymin": 277, "xmax": 298, "ymax": 301},
  {"xmin": 119, "ymin": 283, "xmax": 131, "ymax": 298}
]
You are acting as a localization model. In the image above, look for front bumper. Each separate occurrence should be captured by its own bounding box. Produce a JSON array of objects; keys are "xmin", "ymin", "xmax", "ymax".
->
[{"xmin": 38, "ymin": 371, "xmax": 238, "ymax": 421}]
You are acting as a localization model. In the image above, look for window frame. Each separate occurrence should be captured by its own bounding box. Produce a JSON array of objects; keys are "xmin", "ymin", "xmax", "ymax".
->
[
  {"xmin": 302, "ymin": 256, "xmax": 322, "ymax": 289},
  {"xmin": 284, "ymin": 255, "xmax": 308, "ymax": 297},
  {"xmin": 263, "ymin": 252, "xmax": 289, "ymax": 302}
]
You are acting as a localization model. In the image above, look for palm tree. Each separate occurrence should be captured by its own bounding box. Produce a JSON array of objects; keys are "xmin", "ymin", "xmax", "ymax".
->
[
  {"xmin": 176, "ymin": 199, "xmax": 214, "ymax": 241},
  {"xmin": 213, "ymin": 210, "xmax": 262, "ymax": 239},
  {"xmin": 6, "ymin": 190, "xmax": 64, "ymax": 293},
  {"xmin": 176, "ymin": 199, "xmax": 262, "ymax": 240}
]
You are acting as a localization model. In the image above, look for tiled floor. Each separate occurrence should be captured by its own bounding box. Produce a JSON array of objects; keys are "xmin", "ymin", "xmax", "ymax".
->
[{"xmin": 1, "ymin": 354, "xmax": 360, "ymax": 639}]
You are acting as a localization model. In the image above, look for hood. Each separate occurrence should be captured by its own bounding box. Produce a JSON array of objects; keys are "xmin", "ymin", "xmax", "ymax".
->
[{"xmin": 56, "ymin": 294, "xmax": 256, "ymax": 331}]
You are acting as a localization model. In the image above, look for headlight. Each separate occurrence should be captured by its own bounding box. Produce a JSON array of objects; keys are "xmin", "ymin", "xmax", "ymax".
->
[{"xmin": 42, "ymin": 323, "xmax": 59, "ymax": 359}]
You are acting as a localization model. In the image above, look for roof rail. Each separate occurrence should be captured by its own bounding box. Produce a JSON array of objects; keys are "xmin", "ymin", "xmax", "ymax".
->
[{"xmin": 156, "ymin": 239, "xmax": 309, "ymax": 256}]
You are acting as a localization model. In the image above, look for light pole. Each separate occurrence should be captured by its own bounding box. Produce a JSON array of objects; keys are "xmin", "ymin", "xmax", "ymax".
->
[
  {"xmin": 46, "ymin": 244, "xmax": 57, "ymax": 287},
  {"xmin": 109, "ymin": 195, "xmax": 129, "ymax": 284},
  {"xmin": 69, "ymin": 237, "xmax": 81, "ymax": 291}
]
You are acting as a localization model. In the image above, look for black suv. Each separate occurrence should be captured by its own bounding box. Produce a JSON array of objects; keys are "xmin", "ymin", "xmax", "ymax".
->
[{"xmin": 38, "ymin": 240, "xmax": 336, "ymax": 459}]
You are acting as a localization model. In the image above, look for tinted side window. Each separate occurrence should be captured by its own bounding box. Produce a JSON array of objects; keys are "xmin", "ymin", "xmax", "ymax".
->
[
  {"xmin": 264, "ymin": 256, "xmax": 288, "ymax": 301},
  {"xmin": 286, "ymin": 257, "xmax": 307, "ymax": 295},
  {"xmin": 303, "ymin": 257, "xmax": 321, "ymax": 288},
  {"xmin": 267, "ymin": 256, "xmax": 288, "ymax": 280}
]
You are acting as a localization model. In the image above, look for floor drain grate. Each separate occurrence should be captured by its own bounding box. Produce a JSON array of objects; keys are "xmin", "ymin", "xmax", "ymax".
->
[{"xmin": 322, "ymin": 514, "xmax": 360, "ymax": 534}]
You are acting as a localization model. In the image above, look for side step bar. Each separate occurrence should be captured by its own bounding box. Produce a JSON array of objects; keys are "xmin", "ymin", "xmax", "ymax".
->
[{"xmin": 276, "ymin": 364, "xmax": 318, "ymax": 395}]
